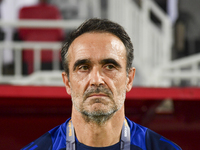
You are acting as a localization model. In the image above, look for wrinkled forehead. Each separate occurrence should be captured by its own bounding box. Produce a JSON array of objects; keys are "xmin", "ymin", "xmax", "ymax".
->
[{"xmin": 67, "ymin": 32, "xmax": 126, "ymax": 62}]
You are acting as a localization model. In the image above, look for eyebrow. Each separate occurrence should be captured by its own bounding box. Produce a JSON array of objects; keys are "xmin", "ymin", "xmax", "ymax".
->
[
  {"xmin": 100, "ymin": 58, "xmax": 122, "ymax": 68},
  {"xmin": 73, "ymin": 59, "xmax": 91, "ymax": 71},
  {"xmin": 73, "ymin": 58, "xmax": 122, "ymax": 71}
]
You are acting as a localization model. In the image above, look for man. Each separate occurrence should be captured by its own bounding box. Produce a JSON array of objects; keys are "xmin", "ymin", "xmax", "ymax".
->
[{"xmin": 22, "ymin": 18, "xmax": 182, "ymax": 150}]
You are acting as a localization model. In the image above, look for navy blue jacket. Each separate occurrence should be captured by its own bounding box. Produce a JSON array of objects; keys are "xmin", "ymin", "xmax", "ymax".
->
[{"xmin": 21, "ymin": 117, "xmax": 182, "ymax": 150}]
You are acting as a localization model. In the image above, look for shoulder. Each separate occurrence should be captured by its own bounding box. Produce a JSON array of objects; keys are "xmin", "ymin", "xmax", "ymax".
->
[
  {"xmin": 126, "ymin": 117, "xmax": 182, "ymax": 150},
  {"xmin": 126, "ymin": 117, "xmax": 147, "ymax": 150},
  {"xmin": 145, "ymin": 129, "xmax": 182, "ymax": 150},
  {"xmin": 21, "ymin": 132, "xmax": 53, "ymax": 150},
  {"xmin": 21, "ymin": 119, "xmax": 70, "ymax": 150}
]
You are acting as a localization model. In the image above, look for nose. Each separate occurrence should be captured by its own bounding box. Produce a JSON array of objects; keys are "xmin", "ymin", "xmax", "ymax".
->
[{"xmin": 89, "ymin": 67, "xmax": 104, "ymax": 86}]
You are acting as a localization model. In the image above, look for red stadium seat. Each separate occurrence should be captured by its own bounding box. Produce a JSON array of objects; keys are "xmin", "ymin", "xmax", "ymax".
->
[{"xmin": 18, "ymin": 3, "xmax": 64, "ymax": 74}]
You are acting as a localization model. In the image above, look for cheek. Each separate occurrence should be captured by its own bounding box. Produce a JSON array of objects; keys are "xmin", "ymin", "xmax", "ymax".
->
[
  {"xmin": 69, "ymin": 73, "xmax": 88, "ymax": 96},
  {"xmin": 108, "ymin": 73, "xmax": 127, "ymax": 95},
  {"xmin": 71, "ymin": 71, "xmax": 89, "ymax": 84}
]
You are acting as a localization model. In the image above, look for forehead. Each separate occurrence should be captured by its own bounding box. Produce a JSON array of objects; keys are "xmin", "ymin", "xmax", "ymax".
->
[{"xmin": 68, "ymin": 32, "xmax": 126, "ymax": 64}]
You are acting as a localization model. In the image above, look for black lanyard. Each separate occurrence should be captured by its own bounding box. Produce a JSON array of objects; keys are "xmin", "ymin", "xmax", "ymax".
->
[{"xmin": 66, "ymin": 119, "xmax": 130, "ymax": 150}]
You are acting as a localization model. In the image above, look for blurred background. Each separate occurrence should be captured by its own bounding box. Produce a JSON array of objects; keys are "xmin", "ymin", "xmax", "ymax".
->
[{"xmin": 0, "ymin": 0, "xmax": 199, "ymax": 149}]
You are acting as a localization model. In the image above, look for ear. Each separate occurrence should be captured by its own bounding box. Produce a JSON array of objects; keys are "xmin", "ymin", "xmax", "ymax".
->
[
  {"xmin": 62, "ymin": 72, "xmax": 71, "ymax": 95},
  {"xmin": 126, "ymin": 67, "xmax": 136, "ymax": 92}
]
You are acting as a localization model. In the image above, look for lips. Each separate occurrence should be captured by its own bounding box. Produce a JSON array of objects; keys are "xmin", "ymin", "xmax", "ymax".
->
[
  {"xmin": 83, "ymin": 86, "xmax": 113, "ymax": 101},
  {"xmin": 88, "ymin": 93, "xmax": 108, "ymax": 98}
]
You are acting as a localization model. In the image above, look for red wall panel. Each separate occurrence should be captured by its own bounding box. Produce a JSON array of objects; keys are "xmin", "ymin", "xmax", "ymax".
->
[{"xmin": 0, "ymin": 85, "xmax": 200, "ymax": 150}]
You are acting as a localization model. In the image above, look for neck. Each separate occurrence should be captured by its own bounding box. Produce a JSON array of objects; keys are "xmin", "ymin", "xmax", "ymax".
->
[{"xmin": 71, "ymin": 105, "xmax": 125, "ymax": 147}]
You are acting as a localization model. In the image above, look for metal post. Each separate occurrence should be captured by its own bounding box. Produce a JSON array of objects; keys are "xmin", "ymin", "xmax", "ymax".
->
[
  {"xmin": 53, "ymin": 49, "xmax": 60, "ymax": 70},
  {"xmin": 0, "ymin": 48, "xmax": 3, "ymax": 77},
  {"xmin": 14, "ymin": 48, "xmax": 22, "ymax": 77},
  {"xmin": 34, "ymin": 47, "xmax": 41, "ymax": 73}
]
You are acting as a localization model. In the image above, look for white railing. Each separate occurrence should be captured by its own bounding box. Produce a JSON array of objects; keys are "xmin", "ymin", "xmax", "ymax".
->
[
  {"xmin": 108, "ymin": 0, "xmax": 173, "ymax": 86},
  {"xmin": 0, "ymin": 42, "xmax": 64, "ymax": 85},
  {"xmin": 151, "ymin": 53, "xmax": 200, "ymax": 86},
  {"xmin": 0, "ymin": 19, "xmax": 83, "ymax": 85},
  {"xmin": 0, "ymin": 19, "xmax": 85, "ymax": 29}
]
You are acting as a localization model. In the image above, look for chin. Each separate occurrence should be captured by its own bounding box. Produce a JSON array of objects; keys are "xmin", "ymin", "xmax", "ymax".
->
[
  {"xmin": 81, "ymin": 108, "xmax": 117, "ymax": 125},
  {"xmin": 83, "ymin": 105, "xmax": 118, "ymax": 117}
]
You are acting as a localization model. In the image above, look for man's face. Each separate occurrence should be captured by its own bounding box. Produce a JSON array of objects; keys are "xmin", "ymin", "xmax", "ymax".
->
[{"xmin": 62, "ymin": 32, "xmax": 135, "ymax": 121}]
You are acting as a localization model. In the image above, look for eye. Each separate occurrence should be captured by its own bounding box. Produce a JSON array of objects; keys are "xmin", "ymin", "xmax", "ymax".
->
[
  {"xmin": 105, "ymin": 64, "xmax": 115, "ymax": 70},
  {"xmin": 79, "ymin": 65, "xmax": 89, "ymax": 71}
]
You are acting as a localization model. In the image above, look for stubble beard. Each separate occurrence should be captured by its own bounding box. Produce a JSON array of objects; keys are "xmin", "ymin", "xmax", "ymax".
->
[
  {"xmin": 72, "ymin": 86, "xmax": 126, "ymax": 126},
  {"xmin": 81, "ymin": 98, "xmax": 118, "ymax": 126},
  {"xmin": 73, "ymin": 98, "xmax": 118, "ymax": 126}
]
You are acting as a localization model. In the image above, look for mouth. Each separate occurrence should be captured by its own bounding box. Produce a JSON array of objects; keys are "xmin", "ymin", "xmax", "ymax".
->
[
  {"xmin": 88, "ymin": 93, "xmax": 108, "ymax": 98},
  {"xmin": 84, "ymin": 93, "xmax": 113, "ymax": 105}
]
